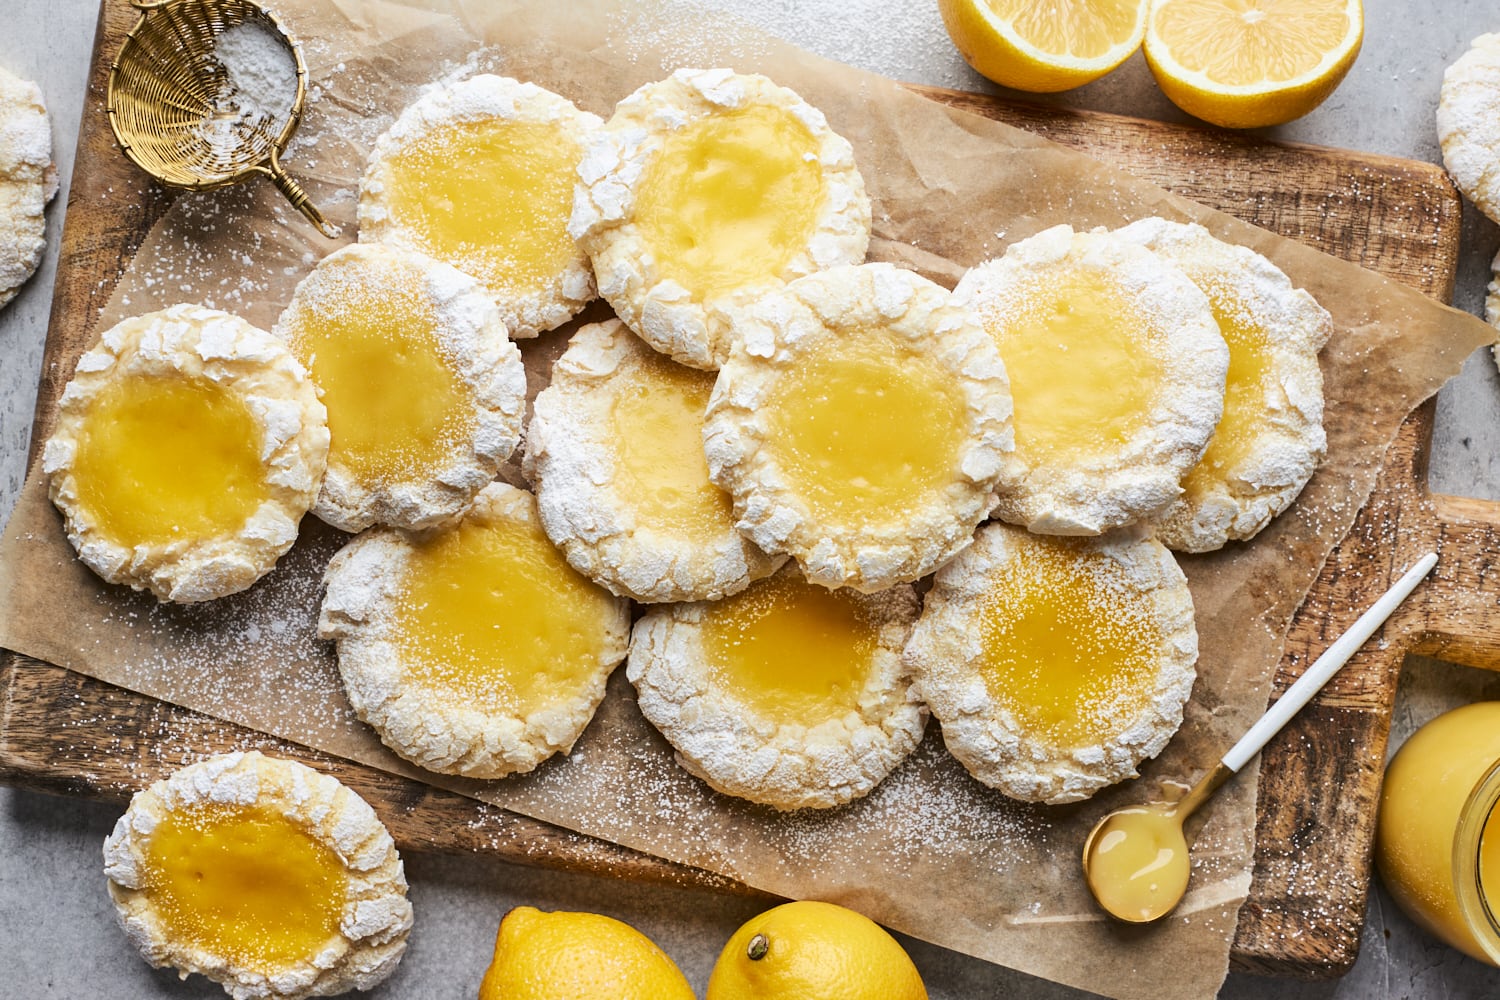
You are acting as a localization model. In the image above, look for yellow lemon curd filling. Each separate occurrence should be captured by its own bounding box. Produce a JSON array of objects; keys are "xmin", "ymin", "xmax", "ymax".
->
[
  {"xmin": 142, "ymin": 804, "xmax": 346, "ymax": 974},
  {"xmin": 763, "ymin": 335, "xmax": 970, "ymax": 525},
  {"xmin": 988, "ymin": 270, "xmax": 1165, "ymax": 466},
  {"xmin": 634, "ymin": 104, "xmax": 826, "ymax": 301},
  {"xmin": 286, "ymin": 285, "xmax": 473, "ymax": 486},
  {"xmin": 71, "ymin": 374, "xmax": 269, "ymax": 549},
  {"xmin": 610, "ymin": 353, "xmax": 732, "ymax": 538},
  {"xmin": 382, "ymin": 119, "xmax": 582, "ymax": 299},
  {"xmin": 393, "ymin": 509, "xmax": 619, "ymax": 716},
  {"xmin": 701, "ymin": 572, "xmax": 879, "ymax": 727},
  {"xmin": 978, "ymin": 538, "xmax": 1164, "ymax": 748},
  {"xmin": 1180, "ymin": 290, "xmax": 1277, "ymax": 494}
]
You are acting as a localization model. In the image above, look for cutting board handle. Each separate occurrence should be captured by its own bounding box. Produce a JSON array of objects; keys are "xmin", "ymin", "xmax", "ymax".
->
[{"xmin": 1411, "ymin": 493, "xmax": 1500, "ymax": 671}]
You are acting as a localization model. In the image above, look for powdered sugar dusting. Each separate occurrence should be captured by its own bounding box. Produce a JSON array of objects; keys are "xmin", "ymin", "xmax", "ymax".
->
[{"xmin": 199, "ymin": 20, "xmax": 300, "ymax": 171}]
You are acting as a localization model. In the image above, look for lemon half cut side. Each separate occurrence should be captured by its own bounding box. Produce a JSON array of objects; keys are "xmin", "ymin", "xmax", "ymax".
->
[
  {"xmin": 938, "ymin": 0, "xmax": 1149, "ymax": 93},
  {"xmin": 1144, "ymin": 0, "xmax": 1364, "ymax": 128}
]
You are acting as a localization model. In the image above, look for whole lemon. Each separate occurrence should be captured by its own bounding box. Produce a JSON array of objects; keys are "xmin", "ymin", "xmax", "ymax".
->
[
  {"xmin": 477, "ymin": 906, "xmax": 695, "ymax": 1000},
  {"xmin": 706, "ymin": 900, "xmax": 927, "ymax": 1000}
]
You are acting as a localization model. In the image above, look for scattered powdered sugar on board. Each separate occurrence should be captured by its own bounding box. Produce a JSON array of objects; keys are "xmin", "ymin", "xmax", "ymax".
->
[{"xmin": 96, "ymin": 520, "xmax": 361, "ymax": 746}]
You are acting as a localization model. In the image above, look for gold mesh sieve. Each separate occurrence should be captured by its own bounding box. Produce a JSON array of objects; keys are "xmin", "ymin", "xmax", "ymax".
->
[{"xmin": 106, "ymin": 0, "xmax": 337, "ymax": 237}]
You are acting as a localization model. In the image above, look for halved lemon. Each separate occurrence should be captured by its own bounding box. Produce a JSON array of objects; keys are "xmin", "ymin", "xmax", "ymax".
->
[
  {"xmin": 937, "ymin": 0, "xmax": 1149, "ymax": 93},
  {"xmin": 1144, "ymin": 0, "xmax": 1363, "ymax": 128}
]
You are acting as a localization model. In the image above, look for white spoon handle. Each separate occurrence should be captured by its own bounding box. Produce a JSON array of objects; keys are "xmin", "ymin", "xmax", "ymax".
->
[{"xmin": 1220, "ymin": 552, "xmax": 1439, "ymax": 774}]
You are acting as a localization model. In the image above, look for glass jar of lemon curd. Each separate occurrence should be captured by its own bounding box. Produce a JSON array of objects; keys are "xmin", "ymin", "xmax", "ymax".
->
[{"xmin": 1376, "ymin": 701, "xmax": 1500, "ymax": 964}]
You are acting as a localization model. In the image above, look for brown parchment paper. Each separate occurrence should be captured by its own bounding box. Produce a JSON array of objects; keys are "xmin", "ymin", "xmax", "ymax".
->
[{"xmin": 1, "ymin": 1, "xmax": 1494, "ymax": 997}]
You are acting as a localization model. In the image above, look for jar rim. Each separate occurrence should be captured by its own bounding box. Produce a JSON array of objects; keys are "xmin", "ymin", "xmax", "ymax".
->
[{"xmin": 1452, "ymin": 756, "xmax": 1500, "ymax": 964}]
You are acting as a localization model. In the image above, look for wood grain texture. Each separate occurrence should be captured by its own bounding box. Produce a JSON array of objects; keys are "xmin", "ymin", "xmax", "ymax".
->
[{"xmin": 3, "ymin": 6, "xmax": 1496, "ymax": 981}]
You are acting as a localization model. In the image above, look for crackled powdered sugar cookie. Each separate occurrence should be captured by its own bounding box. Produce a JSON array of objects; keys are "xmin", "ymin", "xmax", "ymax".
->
[
  {"xmin": 527, "ymin": 318, "xmax": 783, "ymax": 603},
  {"xmin": 1116, "ymin": 218, "xmax": 1330, "ymax": 552},
  {"xmin": 1438, "ymin": 33, "xmax": 1500, "ymax": 225},
  {"xmin": 103, "ymin": 751, "xmax": 412, "ymax": 1000},
  {"xmin": 906, "ymin": 523, "xmax": 1197, "ymax": 805},
  {"xmin": 43, "ymin": 305, "xmax": 327, "ymax": 603},
  {"xmin": 359, "ymin": 75, "xmax": 601, "ymax": 337},
  {"xmin": 953, "ymin": 224, "xmax": 1226, "ymax": 536},
  {"xmin": 571, "ymin": 67, "xmax": 870, "ymax": 370},
  {"xmin": 275, "ymin": 243, "xmax": 525, "ymax": 533},
  {"xmin": 705, "ymin": 262, "xmax": 1012, "ymax": 593},
  {"xmin": 0, "ymin": 64, "xmax": 54, "ymax": 309},
  {"xmin": 319, "ymin": 483, "xmax": 630, "ymax": 780},
  {"xmin": 629, "ymin": 566, "xmax": 924, "ymax": 810}
]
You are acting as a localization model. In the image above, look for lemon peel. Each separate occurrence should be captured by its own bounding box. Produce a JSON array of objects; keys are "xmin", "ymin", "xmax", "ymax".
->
[
  {"xmin": 706, "ymin": 900, "xmax": 926, "ymax": 1000},
  {"xmin": 479, "ymin": 906, "xmax": 694, "ymax": 1000},
  {"xmin": 938, "ymin": 0, "xmax": 1148, "ymax": 93}
]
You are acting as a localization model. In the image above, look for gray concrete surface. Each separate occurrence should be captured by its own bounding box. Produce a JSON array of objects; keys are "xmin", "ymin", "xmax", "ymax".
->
[{"xmin": 2, "ymin": 0, "xmax": 1498, "ymax": 996}]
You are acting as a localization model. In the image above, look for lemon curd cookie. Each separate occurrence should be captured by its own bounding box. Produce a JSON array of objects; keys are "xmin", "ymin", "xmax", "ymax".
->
[
  {"xmin": 0, "ymin": 64, "xmax": 54, "ymax": 309},
  {"xmin": 43, "ymin": 305, "xmax": 327, "ymax": 603},
  {"xmin": 1116, "ymin": 218, "xmax": 1330, "ymax": 552},
  {"xmin": 571, "ymin": 67, "xmax": 870, "ymax": 370},
  {"xmin": 628, "ymin": 566, "xmax": 924, "ymax": 810},
  {"xmin": 906, "ymin": 522, "xmax": 1197, "ymax": 805},
  {"xmin": 704, "ymin": 262, "xmax": 1012, "ymax": 593},
  {"xmin": 1438, "ymin": 33, "xmax": 1500, "ymax": 225},
  {"xmin": 953, "ymin": 224, "xmax": 1226, "ymax": 536},
  {"xmin": 319, "ymin": 483, "xmax": 630, "ymax": 779},
  {"xmin": 527, "ymin": 318, "xmax": 784, "ymax": 603},
  {"xmin": 103, "ymin": 751, "xmax": 412, "ymax": 1000},
  {"xmin": 275, "ymin": 243, "xmax": 525, "ymax": 533},
  {"xmin": 359, "ymin": 75, "xmax": 601, "ymax": 337}
]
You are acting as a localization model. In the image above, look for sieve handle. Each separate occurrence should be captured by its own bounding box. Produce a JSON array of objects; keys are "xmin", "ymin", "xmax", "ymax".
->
[{"xmin": 267, "ymin": 150, "xmax": 339, "ymax": 239}]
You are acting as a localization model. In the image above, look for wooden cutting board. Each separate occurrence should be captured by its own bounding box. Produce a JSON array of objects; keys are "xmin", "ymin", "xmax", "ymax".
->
[{"xmin": 4, "ymin": 0, "xmax": 1498, "ymax": 981}]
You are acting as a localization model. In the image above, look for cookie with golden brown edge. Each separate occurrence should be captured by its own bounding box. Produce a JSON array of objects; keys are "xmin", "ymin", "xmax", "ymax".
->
[
  {"xmin": 571, "ymin": 67, "xmax": 870, "ymax": 370},
  {"xmin": 43, "ymin": 304, "xmax": 327, "ymax": 603},
  {"xmin": 629, "ymin": 565, "xmax": 925, "ymax": 810},
  {"xmin": 905, "ymin": 522, "xmax": 1197, "ymax": 805},
  {"xmin": 319, "ymin": 483, "xmax": 631, "ymax": 780},
  {"xmin": 275, "ymin": 242, "xmax": 525, "ymax": 533},
  {"xmin": 526, "ymin": 318, "xmax": 784, "ymax": 603},
  {"xmin": 704, "ymin": 262, "xmax": 1013, "ymax": 593},
  {"xmin": 359, "ymin": 74, "xmax": 602, "ymax": 337},
  {"xmin": 103, "ymin": 751, "xmax": 411, "ymax": 1000}
]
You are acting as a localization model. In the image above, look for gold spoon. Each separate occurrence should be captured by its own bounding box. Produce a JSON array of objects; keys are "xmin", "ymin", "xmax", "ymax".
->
[{"xmin": 1082, "ymin": 551, "xmax": 1439, "ymax": 924}]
